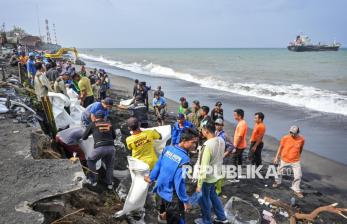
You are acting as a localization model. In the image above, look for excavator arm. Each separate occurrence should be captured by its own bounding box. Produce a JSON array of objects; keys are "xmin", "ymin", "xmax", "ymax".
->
[{"xmin": 45, "ymin": 47, "xmax": 79, "ymax": 59}]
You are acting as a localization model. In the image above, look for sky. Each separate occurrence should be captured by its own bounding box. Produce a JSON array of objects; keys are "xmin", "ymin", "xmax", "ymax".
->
[{"xmin": 1, "ymin": 0, "xmax": 347, "ymax": 48}]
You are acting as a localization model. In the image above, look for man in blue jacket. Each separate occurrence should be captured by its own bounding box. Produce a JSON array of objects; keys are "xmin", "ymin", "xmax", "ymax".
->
[
  {"xmin": 145, "ymin": 128, "xmax": 199, "ymax": 224},
  {"xmin": 172, "ymin": 113, "xmax": 195, "ymax": 145}
]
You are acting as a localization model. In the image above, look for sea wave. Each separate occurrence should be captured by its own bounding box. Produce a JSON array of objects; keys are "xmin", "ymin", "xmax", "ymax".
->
[{"xmin": 79, "ymin": 53, "xmax": 347, "ymax": 116}]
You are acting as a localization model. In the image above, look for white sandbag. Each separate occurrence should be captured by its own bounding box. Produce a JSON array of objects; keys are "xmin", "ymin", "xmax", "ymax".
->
[
  {"xmin": 67, "ymin": 88, "xmax": 79, "ymax": 101},
  {"xmin": 142, "ymin": 125, "xmax": 171, "ymax": 154},
  {"xmin": 70, "ymin": 100, "xmax": 85, "ymax": 125},
  {"xmin": 48, "ymin": 92, "xmax": 71, "ymax": 108},
  {"xmin": 0, "ymin": 104, "xmax": 9, "ymax": 113},
  {"xmin": 48, "ymin": 92, "xmax": 73, "ymax": 129},
  {"xmin": 114, "ymin": 156, "xmax": 150, "ymax": 217},
  {"xmin": 52, "ymin": 106, "xmax": 73, "ymax": 129},
  {"xmin": 119, "ymin": 98, "xmax": 134, "ymax": 107},
  {"xmin": 78, "ymin": 136, "xmax": 101, "ymax": 170}
]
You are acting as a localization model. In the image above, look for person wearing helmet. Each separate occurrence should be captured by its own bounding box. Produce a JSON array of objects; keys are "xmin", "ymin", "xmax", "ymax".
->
[{"xmin": 272, "ymin": 125, "xmax": 305, "ymax": 198}]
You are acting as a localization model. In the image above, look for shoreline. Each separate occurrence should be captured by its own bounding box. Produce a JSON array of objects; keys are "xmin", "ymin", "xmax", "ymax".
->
[{"xmin": 83, "ymin": 65, "xmax": 347, "ymax": 203}]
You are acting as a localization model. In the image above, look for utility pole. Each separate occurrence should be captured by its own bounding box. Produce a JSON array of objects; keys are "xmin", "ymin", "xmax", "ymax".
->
[{"xmin": 45, "ymin": 19, "xmax": 51, "ymax": 44}]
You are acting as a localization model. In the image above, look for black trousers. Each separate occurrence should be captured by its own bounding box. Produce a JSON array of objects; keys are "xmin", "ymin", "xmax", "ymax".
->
[
  {"xmin": 83, "ymin": 95, "xmax": 95, "ymax": 108},
  {"xmin": 160, "ymin": 194, "xmax": 185, "ymax": 224},
  {"xmin": 232, "ymin": 148, "xmax": 244, "ymax": 166},
  {"xmin": 248, "ymin": 141, "xmax": 264, "ymax": 166}
]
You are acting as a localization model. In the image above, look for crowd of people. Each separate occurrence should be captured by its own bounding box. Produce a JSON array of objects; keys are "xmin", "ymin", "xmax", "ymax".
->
[
  {"xmin": 129, "ymin": 81, "xmax": 305, "ymax": 223},
  {"xmin": 11, "ymin": 49, "xmax": 306, "ymax": 224}
]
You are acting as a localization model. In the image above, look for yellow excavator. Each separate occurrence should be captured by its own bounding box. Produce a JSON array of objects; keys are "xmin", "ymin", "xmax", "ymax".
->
[
  {"xmin": 45, "ymin": 47, "xmax": 79, "ymax": 59},
  {"xmin": 45, "ymin": 47, "xmax": 85, "ymax": 65}
]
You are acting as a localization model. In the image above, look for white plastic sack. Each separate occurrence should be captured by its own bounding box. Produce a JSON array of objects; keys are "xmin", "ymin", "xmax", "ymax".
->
[
  {"xmin": 48, "ymin": 92, "xmax": 73, "ymax": 129},
  {"xmin": 224, "ymin": 196, "xmax": 261, "ymax": 224},
  {"xmin": 142, "ymin": 125, "xmax": 171, "ymax": 154},
  {"xmin": 67, "ymin": 88, "xmax": 79, "ymax": 101},
  {"xmin": 48, "ymin": 92, "xmax": 71, "ymax": 108},
  {"xmin": 52, "ymin": 106, "xmax": 73, "ymax": 129},
  {"xmin": 78, "ymin": 136, "xmax": 101, "ymax": 170},
  {"xmin": 119, "ymin": 98, "xmax": 134, "ymax": 107},
  {"xmin": 114, "ymin": 156, "xmax": 150, "ymax": 217},
  {"xmin": 70, "ymin": 100, "xmax": 85, "ymax": 125}
]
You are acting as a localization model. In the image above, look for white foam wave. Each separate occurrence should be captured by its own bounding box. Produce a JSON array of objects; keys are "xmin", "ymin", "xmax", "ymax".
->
[{"xmin": 80, "ymin": 53, "xmax": 347, "ymax": 116}]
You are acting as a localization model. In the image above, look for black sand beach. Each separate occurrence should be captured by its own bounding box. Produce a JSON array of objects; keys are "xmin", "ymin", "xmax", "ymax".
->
[
  {"xmin": 100, "ymin": 66, "xmax": 347, "ymax": 205},
  {"xmin": 1, "ymin": 58, "xmax": 346, "ymax": 223}
]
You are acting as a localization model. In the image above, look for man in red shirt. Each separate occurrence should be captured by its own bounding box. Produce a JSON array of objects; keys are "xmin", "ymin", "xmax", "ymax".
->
[
  {"xmin": 248, "ymin": 112, "xmax": 266, "ymax": 166},
  {"xmin": 233, "ymin": 109, "xmax": 248, "ymax": 166},
  {"xmin": 273, "ymin": 125, "xmax": 305, "ymax": 198}
]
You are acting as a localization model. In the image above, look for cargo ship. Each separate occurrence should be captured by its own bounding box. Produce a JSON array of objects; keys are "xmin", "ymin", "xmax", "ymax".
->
[{"xmin": 288, "ymin": 34, "xmax": 340, "ymax": 52}]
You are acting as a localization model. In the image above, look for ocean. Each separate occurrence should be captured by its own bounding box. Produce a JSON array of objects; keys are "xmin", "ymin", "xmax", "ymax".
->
[{"xmin": 78, "ymin": 48, "xmax": 347, "ymax": 164}]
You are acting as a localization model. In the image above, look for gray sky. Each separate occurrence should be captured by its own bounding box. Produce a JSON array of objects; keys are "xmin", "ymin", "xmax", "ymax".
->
[{"xmin": 1, "ymin": 0, "xmax": 346, "ymax": 48}]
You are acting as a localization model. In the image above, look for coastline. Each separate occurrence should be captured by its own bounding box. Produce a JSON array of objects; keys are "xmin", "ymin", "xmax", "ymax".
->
[{"xmin": 84, "ymin": 65, "xmax": 347, "ymax": 204}]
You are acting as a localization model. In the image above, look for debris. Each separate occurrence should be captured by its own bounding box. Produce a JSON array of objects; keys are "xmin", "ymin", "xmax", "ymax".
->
[
  {"xmin": 224, "ymin": 196, "xmax": 261, "ymax": 224},
  {"xmin": 0, "ymin": 104, "xmax": 8, "ymax": 113},
  {"xmin": 13, "ymin": 130, "xmax": 19, "ymax": 133},
  {"xmin": 253, "ymin": 193, "xmax": 260, "ymax": 199},
  {"xmin": 264, "ymin": 196, "xmax": 347, "ymax": 224},
  {"xmin": 262, "ymin": 210, "xmax": 277, "ymax": 224}
]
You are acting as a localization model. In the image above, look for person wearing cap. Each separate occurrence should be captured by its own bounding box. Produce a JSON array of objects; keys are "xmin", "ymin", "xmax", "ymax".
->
[
  {"xmin": 78, "ymin": 71, "xmax": 95, "ymax": 108},
  {"xmin": 53, "ymin": 71, "xmax": 69, "ymax": 96},
  {"xmin": 27, "ymin": 52, "xmax": 36, "ymax": 86},
  {"xmin": 172, "ymin": 113, "xmax": 195, "ymax": 145},
  {"xmin": 214, "ymin": 118, "xmax": 234, "ymax": 196},
  {"xmin": 215, "ymin": 118, "xmax": 234, "ymax": 158},
  {"xmin": 134, "ymin": 82, "xmax": 148, "ymax": 108},
  {"xmin": 248, "ymin": 112, "xmax": 266, "ymax": 166},
  {"xmin": 272, "ymin": 125, "xmax": 305, "ymax": 198},
  {"xmin": 211, "ymin": 101, "xmax": 224, "ymax": 121},
  {"xmin": 126, "ymin": 117, "xmax": 162, "ymax": 170},
  {"xmin": 82, "ymin": 110, "xmax": 116, "ymax": 189},
  {"xmin": 145, "ymin": 128, "xmax": 199, "ymax": 224},
  {"xmin": 152, "ymin": 91, "xmax": 167, "ymax": 126},
  {"xmin": 178, "ymin": 97, "xmax": 187, "ymax": 114},
  {"xmin": 187, "ymin": 100, "xmax": 202, "ymax": 128},
  {"xmin": 233, "ymin": 109, "xmax": 248, "ymax": 166},
  {"xmin": 128, "ymin": 99, "xmax": 149, "ymax": 128},
  {"xmin": 81, "ymin": 98, "xmax": 113, "ymax": 126}
]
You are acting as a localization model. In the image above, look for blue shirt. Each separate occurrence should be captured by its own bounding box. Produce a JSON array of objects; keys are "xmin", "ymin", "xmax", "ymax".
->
[
  {"xmin": 27, "ymin": 59, "xmax": 36, "ymax": 76},
  {"xmin": 81, "ymin": 102, "xmax": 109, "ymax": 124},
  {"xmin": 216, "ymin": 130, "xmax": 234, "ymax": 152},
  {"xmin": 152, "ymin": 97, "xmax": 166, "ymax": 107},
  {"xmin": 150, "ymin": 145, "xmax": 190, "ymax": 203},
  {"xmin": 172, "ymin": 120, "xmax": 194, "ymax": 145}
]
